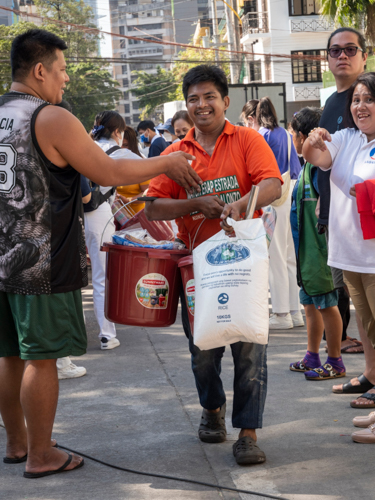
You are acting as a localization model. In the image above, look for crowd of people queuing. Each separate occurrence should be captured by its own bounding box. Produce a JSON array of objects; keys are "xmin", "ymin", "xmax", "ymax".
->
[{"xmin": 1, "ymin": 24, "xmax": 375, "ymax": 481}]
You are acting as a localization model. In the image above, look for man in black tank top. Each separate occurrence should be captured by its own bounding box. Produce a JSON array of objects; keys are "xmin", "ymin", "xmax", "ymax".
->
[{"xmin": 0, "ymin": 29, "xmax": 200, "ymax": 478}]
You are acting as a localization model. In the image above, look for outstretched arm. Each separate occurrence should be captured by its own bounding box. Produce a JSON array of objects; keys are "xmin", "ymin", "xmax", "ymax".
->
[
  {"xmin": 34, "ymin": 106, "xmax": 201, "ymax": 193},
  {"xmin": 302, "ymin": 128, "xmax": 333, "ymax": 170}
]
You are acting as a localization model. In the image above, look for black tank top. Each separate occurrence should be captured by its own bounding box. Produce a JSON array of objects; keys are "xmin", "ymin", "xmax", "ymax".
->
[{"xmin": 0, "ymin": 92, "xmax": 87, "ymax": 294}]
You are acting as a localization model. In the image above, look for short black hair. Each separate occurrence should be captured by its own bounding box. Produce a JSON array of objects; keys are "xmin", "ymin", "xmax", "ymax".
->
[
  {"xmin": 327, "ymin": 27, "xmax": 367, "ymax": 54},
  {"xmin": 137, "ymin": 120, "xmax": 155, "ymax": 132},
  {"xmin": 182, "ymin": 64, "xmax": 228, "ymax": 102},
  {"xmin": 291, "ymin": 107, "xmax": 323, "ymax": 137},
  {"xmin": 11, "ymin": 29, "xmax": 67, "ymax": 82},
  {"xmin": 345, "ymin": 72, "xmax": 375, "ymax": 130}
]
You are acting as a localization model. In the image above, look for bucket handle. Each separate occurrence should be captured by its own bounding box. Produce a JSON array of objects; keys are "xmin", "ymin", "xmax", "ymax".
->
[{"xmin": 100, "ymin": 198, "xmax": 138, "ymax": 248}]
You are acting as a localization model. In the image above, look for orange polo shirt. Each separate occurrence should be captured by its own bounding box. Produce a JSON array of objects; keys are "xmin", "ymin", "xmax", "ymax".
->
[{"xmin": 147, "ymin": 121, "xmax": 281, "ymax": 249}]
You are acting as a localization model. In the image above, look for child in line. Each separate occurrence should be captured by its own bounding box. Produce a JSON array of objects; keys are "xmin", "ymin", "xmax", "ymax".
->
[{"xmin": 289, "ymin": 107, "xmax": 345, "ymax": 380}]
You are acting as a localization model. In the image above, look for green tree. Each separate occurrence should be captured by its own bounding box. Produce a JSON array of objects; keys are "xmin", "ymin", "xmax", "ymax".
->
[
  {"xmin": 172, "ymin": 45, "xmax": 230, "ymax": 100},
  {"xmin": 318, "ymin": 0, "xmax": 375, "ymax": 45},
  {"xmin": 131, "ymin": 65, "xmax": 179, "ymax": 118},
  {"xmin": 64, "ymin": 62, "xmax": 121, "ymax": 130},
  {"xmin": 130, "ymin": 43, "xmax": 230, "ymax": 117},
  {"xmin": 0, "ymin": 1, "xmax": 121, "ymax": 130},
  {"xmin": 33, "ymin": 0, "xmax": 100, "ymax": 59}
]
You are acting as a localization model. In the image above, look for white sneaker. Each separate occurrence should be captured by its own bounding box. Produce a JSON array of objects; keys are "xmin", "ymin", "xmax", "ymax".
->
[
  {"xmin": 100, "ymin": 337, "xmax": 120, "ymax": 350},
  {"xmin": 269, "ymin": 313, "xmax": 293, "ymax": 330},
  {"xmin": 291, "ymin": 311, "xmax": 304, "ymax": 327},
  {"xmin": 58, "ymin": 362, "xmax": 87, "ymax": 380}
]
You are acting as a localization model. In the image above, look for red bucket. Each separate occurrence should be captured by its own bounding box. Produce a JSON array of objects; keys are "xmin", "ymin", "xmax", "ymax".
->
[
  {"xmin": 102, "ymin": 243, "xmax": 188, "ymax": 327},
  {"xmin": 178, "ymin": 255, "xmax": 195, "ymax": 335},
  {"xmin": 122, "ymin": 208, "xmax": 174, "ymax": 242}
]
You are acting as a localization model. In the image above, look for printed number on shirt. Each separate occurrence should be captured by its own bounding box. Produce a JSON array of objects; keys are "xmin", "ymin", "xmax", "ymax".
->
[{"xmin": 0, "ymin": 144, "xmax": 17, "ymax": 193}]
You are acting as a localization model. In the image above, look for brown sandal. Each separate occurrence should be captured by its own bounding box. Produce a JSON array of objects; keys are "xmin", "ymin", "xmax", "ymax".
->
[{"xmin": 325, "ymin": 337, "xmax": 364, "ymax": 354}]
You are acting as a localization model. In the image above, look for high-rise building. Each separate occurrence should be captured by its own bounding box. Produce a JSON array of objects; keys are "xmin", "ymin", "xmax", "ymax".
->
[
  {"xmin": 0, "ymin": 0, "xmax": 18, "ymax": 26},
  {"xmin": 109, "ymin": 0, "xmax": 174, "ymax": 127},
  {"xmin": 85, "ymin": 0, "xmax": 113, "ymax": 58}
]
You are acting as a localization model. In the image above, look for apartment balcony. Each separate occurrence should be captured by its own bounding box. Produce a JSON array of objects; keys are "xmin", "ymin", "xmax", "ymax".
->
[
  {"xmin": 241, "ymin": 12, "xmax": 270, "ymax": 44},
  {"xmin": 293, "ymin": 85, "xmax": 321, "ymax": 101},
  {"xmin": 290, "ymin": 16, "xmax": 335, "ymax": 33}
]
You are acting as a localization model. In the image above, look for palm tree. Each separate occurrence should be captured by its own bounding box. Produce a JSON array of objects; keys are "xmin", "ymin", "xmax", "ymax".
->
[{"xmin": 318, "ymin": 0, "xmax": 375, "ymax": 45}]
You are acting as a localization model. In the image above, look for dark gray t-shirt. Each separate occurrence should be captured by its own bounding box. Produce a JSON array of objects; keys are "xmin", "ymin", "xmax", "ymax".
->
[{"xmin": 317, "ymin": 89, "xmax": 349, "ymax": 225}]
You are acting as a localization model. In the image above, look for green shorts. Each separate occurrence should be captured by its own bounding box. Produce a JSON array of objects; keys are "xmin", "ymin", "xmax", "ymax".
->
[{"xmin": 0, "ymin": 290, "xmax": 87, "ymax": 360}]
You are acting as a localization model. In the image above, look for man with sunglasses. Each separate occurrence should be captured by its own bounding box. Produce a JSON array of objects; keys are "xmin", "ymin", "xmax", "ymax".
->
[{"xmin": 317, "ymin": 27, "xmax": 367, "ymax": 355}]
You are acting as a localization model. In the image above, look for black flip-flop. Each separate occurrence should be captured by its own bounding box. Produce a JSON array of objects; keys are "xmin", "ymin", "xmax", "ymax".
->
[
  {"xmin": 4, "ymin": 440, "xmax": 57, "ymax": 464},
  {"xmin": 350, "ymin": 389, "xmax": 375, "ymax": 409},
  {"xmin": 23, "ymin": 453, "xmax": 84, "ymax": 479},
  {"xmin": 3, "ymin": 454, "xmax": 27, "ymax": 464},
  {"xmin": 332, "ymin": 374, "xmax": 374, "ymax": 394}
]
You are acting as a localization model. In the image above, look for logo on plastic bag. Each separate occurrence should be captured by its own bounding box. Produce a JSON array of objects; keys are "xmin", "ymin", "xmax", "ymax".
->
[
  {"xmin": 205, "ymin": 242, "xmax": 250, "ymax": 266},
  {"xmin": 218, "ymin": 293, "xmax": 229, "ymax": 304}
]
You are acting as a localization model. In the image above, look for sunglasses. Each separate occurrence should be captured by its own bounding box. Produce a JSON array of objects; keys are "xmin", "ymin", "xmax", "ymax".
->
[{"xmin": 327, "ymin": 46, "xmax": 364, "ymax": 58}]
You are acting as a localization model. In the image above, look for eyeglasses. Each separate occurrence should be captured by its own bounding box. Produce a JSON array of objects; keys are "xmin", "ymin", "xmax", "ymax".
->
[{"xmin": 327, "ymin": 46, "xmax": 364, "ymax": 58}]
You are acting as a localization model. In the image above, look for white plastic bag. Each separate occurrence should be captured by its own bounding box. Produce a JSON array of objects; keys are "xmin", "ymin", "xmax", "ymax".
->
[{"xmin": 193, "ymin": 218, "xmax": 269, "ymax": 350}]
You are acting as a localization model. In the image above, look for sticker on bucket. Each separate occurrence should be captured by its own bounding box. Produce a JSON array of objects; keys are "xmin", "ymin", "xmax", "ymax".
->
[
  {"xmin": 185, "ymin": 279, "xmax": 195, "ymax": 316},
  {"xmin": 136, "ymin": 273, "xmax": 169, "ymax": 309}
]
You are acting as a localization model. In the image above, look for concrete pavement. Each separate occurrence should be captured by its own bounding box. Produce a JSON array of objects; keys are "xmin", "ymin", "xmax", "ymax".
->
[{"xmin": 0, "ymin": 283, "xmax": 373, "ymax": 500}]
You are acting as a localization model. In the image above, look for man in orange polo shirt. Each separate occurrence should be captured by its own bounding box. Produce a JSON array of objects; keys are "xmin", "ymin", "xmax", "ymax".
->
[{"xmin": 146, "ymin": 65, "xmax": 282, "ymax": 466}]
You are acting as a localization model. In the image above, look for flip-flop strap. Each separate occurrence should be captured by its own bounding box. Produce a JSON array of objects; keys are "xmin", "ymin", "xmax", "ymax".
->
[
  {"xmin": 341, "ymin": 342, "xmax": 363, "ymax": 352},
  {"xmin": 360, "ymin": 391, "xmax": 375, "ymax": 401},
  {"xmin": 56, "ymin": 453, "xmax": 72, "ymax": 473}
]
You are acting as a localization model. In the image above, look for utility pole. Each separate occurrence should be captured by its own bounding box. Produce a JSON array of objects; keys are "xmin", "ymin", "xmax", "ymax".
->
[
  {"xmin": 210, "ymin": 0, "xmax": 220, "ymax": 65},
  {"xmin": 224, "ymin": 0, "xmax": 239, "ymax": 83},
  {"xmin": 232, "ymin": 0, "xmax": 241, "ymax": 81}
]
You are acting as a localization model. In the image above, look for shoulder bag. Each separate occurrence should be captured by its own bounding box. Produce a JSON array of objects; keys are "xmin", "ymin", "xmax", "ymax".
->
[{"xmin": 83, "ymin": 145, "xmax": 120, "ymax": 213}]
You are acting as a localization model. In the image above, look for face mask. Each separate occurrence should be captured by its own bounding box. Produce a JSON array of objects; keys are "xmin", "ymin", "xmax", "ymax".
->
[
  {"xmin": 140, "ymin": 134, "xmax": 148, "ymax": 143},
  {"xmin": 178, "ymin": 134, "xmax": 186, "ymax": 140},
  {"xmin": 163, "ymin": 132, "xmax": 172, "ymax": 142}
]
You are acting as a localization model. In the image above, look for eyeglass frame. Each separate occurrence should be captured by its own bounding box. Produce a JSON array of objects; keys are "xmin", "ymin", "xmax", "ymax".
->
[{"xmin": 327, "ymin": 46, "xmax": 364, "ymax": 58}]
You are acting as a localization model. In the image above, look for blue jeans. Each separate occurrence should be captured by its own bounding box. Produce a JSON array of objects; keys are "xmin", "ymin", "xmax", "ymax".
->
[{"xmin": 188, "ymin": 334, "xmax": 268, "ymax": 429}]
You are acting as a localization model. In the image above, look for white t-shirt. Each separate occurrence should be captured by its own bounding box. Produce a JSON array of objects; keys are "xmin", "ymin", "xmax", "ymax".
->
[
  {"xmin": 94, "ymin": 138, "xmax": 141, "ymax": 211},
  {"xmin": 325, "ymin": 128, "xmax": 375, "ymax": 273}
]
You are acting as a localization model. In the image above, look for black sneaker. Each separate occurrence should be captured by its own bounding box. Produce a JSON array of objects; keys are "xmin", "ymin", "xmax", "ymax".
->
[
  {"xmin": 233, "ymin": 436, "xmax": 266, "ymax": 465},
  {"xmin": 198, "ymin": 403, "xmax": 227, "ymax": 443}
]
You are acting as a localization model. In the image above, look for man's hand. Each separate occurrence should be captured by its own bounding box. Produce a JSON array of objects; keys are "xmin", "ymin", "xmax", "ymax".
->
[
  {"xmin": 349, "ymin": 185, "xmax": 357, "ymax": 198},
  {"xmin": 198, "ymin": 196, "xmax": 226, "ymax": 218},
  {"xmin": 220, "ymin": 201, "xmax": 242, "ymax": 234},
  {"xmin": 165, "ymin": 152, "xmax": 201, "ymax": 193},
  {"xmin": 308, "ymin": 127, "xmax": 332, "ymax": 152}
]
